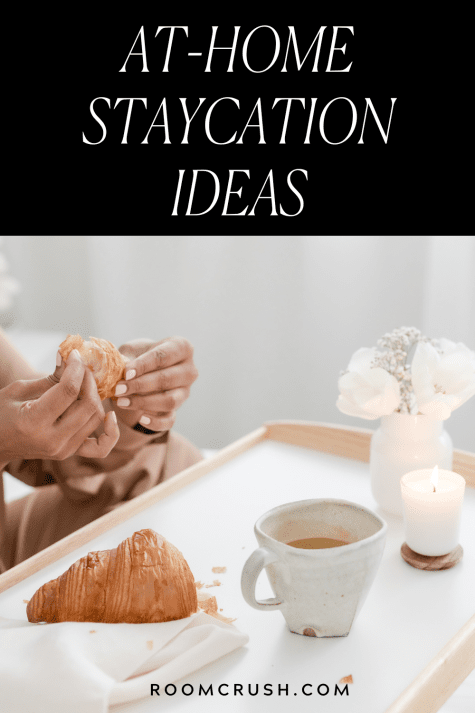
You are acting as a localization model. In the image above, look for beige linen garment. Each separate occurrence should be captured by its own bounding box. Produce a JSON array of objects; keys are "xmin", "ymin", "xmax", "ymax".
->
[{"xmin": 0, "ymin": 431, "xmax": 203, "ymax": 573}]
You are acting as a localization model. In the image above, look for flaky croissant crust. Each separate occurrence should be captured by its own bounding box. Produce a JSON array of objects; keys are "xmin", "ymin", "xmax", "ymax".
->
[
  {"xmin": 27, "ymin": 529, "xmax": 198, "ymax": 624},
  {"xmin": 59, "ymin": 334, "xmax": 128, "ymax": 400}
]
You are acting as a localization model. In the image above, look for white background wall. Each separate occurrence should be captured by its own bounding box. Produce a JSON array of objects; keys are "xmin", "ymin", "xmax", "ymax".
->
[{"xmin": 3, "ymin": 236, "xmax": 475, "ymax": 451}]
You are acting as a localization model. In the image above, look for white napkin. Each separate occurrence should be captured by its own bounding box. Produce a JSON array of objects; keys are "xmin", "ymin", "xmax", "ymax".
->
[{"xmin": 0, "ymin": 612, "xmax": 249, "ymax": 712}]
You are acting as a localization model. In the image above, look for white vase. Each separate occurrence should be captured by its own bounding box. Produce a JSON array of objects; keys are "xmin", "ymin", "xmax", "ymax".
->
[{"xmin": 370, "ymin": 413, "xmax": 453, "ymax": 517}]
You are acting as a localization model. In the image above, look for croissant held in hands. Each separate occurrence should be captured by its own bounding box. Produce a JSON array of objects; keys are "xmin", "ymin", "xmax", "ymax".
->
[
  {"xmin": 26, "ymin": 530, "xmax": 198, "ymax": 624},
  {"xmin": 59, "ymin": 334, "xmax": 128, "ymax": 400}
]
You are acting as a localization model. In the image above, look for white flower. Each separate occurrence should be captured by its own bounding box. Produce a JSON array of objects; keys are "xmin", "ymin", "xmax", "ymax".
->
[
  {"xmin": 411, "ymin": 340, "xmax": 475, "ymax": 420},
  {"xmin": 438, "ymin": 338, "xmax": 475, "ymax": 367},
  {"xmin": 337, "ymin": 348, "xmax": 401, "ymax": 420}
]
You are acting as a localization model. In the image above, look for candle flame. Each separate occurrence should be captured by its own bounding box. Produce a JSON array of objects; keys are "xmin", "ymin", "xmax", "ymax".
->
[{"xmin": 430, "ymin": 465, "xmax": 439, "ymax": 493}]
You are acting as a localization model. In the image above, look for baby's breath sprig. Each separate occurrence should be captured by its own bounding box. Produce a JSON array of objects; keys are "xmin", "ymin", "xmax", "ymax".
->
[{"xmin": 370, "ymin": 327, "xmax": 429, "ymax": 414}]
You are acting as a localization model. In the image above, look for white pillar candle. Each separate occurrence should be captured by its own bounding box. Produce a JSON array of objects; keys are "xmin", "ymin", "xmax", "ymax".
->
[{"xmin": 400, "ymin": 467, "xmax": 465, "ymax": 556}]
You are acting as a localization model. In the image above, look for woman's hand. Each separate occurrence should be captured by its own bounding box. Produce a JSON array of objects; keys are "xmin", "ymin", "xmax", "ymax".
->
[
  {"xmin": 0, "ymin": 350, "xmax": 120, "ymax": 462},
  {"xmin": 111, "ymin": 337, "xmax": 198, "ymax": 433}
]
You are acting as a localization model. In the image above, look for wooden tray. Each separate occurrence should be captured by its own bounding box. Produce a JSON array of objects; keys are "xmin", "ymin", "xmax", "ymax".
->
[{"xmin": 1, "ymin": 421, "xmax": 474, "ymax": 713}]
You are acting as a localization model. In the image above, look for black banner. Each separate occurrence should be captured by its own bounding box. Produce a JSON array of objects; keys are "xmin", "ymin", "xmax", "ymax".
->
[{"xmin": 4, "ymin": 12, "xmax": 472, "ymax": 235}]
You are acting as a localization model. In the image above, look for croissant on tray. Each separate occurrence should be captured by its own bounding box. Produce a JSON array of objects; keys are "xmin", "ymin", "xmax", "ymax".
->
[
  {"xmin": 59, "ymin": 334, "xmax": 128, "ymax": 400},
  {"xmin": 26, "ymin": 529, "xmax": 198, "ymax": 624}
]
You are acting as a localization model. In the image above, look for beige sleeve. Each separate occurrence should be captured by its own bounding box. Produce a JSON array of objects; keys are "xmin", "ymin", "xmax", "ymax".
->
[{"xmin": 1, "ymin": 433, "xmax": 203, "ymax": 572}]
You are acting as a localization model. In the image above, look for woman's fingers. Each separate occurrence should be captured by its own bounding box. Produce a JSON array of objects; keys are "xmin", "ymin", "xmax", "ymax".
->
[
  {"xmin": 11, "ymin": 377, "xmax": 56, "ymax": 401},
  {"xmin": 115, "ymin": 362, "xmax": 198, "ymax": 398},
  {"xmin": 55, "ymin": 411, "xmax": 103, "ymax": 459},
  {"xmin": 136, "ymin": 411, "xmax": 176, "ymax": 432},
  {"xmin": 13, "ymin": 352, "xmax": 67, "ymax": 402},
  {"xmin": 1, "ymin": 348, "xmax": 121, "ymax": 462},
  {"xmin": 75, "ymin": 411, "xmax": 120, "ymax": 458},
  {"xmin": 116, "ymin": 387, "xmax": 189, "ymax": 413},
  {"xmin": 123, "ymin": 337, "xmax": 193, "ymax": 380},
  {"xmin": 54, "ymin": 368, "xmax": 104, "ymax": 438},
  {"xmin": 78, "ymin": 366, "xmax": 105, "ymax": 419},
  {"xmin": 32, "ymin": 349, "xmax": 87, "ymax": 421},
  {"xmin": 113, "ymin": 338, "xmax": 198, "ymax": 437},
  {"xmin": 45, "ymin": 350, "xmax": 66, "ymax": 386}
]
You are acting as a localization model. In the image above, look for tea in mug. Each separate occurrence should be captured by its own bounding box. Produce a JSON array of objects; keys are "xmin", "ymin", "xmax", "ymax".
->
[{"xmin": 286, "ymin": 537, "xmax": 349, "ymax": 549}]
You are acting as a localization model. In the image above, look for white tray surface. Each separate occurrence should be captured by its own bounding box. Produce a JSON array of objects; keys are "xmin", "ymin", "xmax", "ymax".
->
[{"xmin": 1, "ymin": 440, "xmax": 474, "ymax": 713}]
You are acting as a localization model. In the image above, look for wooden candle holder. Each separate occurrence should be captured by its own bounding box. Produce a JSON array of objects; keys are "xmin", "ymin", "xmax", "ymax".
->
[{"xmin": 401, "ymin": 542, "xmax": 463, "ymax": 570}]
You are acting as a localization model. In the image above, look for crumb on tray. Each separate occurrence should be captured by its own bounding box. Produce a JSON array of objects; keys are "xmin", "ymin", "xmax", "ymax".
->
[
  {"xmin": 205, "ymin": 580, "xmax": 222, "ymax": 588},
  {"xmin": 339, "ymin": 675, "xmax": 353, "ymax": 684},
  {"xmin": 89, "ymin": 630, "xmax": 97, "ymax": 634},
  {"xmin": 197, "ymin": 590, "xmax": 236, "ymax": 625},
  {"xmin": 23, "ymin": 600, "xmax": 30, "ymax": 604},
  {"xmin": 197, "ymin": 591, "xmax": 218, "ymax": 615},
  {"xmin": 194, "ymin": 581, "xmax": 204, "ymax": 589},
  {"xmin": 212, "ymin": 567, "xmax": 227, "ymax": 574},
  {"xmin": 147, "ymin": 640, "xmax": 153, "ymax": 650}
]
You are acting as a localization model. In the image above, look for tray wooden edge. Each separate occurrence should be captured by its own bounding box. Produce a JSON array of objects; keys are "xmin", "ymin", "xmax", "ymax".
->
[
  {"xmin": 264, "ymin": 420, "xmax": 475, "ymax": 488},
  {"xmin": 1, "ymin": 420, "xmax": 474, "ymax": 713},
  {"xmin": 384, "ymin": 611, "xmax": 475, "ymax": 713},
  {"xmin": 264, "ymin": 420, "xmax": 374, "ymax": 462}
]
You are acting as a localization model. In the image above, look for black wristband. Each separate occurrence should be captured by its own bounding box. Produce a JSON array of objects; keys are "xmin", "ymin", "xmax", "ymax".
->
[{"xmin": 132, "ymin": 422, "xmax": 161, "ymax": 436}]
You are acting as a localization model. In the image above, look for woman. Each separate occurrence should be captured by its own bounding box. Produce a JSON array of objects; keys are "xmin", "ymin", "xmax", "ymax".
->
[{"xmin": 0, "ymin": 330, "xmax": 201, "ymax": 572}]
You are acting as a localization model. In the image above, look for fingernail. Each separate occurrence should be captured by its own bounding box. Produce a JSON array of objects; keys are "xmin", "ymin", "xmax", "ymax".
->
[
  {"xmin": 115, "ymin": 384, "xmax": 127, "ymax": 396},
  {"xmin": 140, "ymin": 415, "xmax": 151, "ymax": 425},
  {"xmin": 56, "ymin": 351, "xmax": 62, "ymax": 367},
  {"xmin": 117, "ymin": 397, "xmax": 130, "ymax": 408},
  {"xmin": 67, "ymin": 349, "xmax": 80, "ymax": 363},
  {"xmin": 110, "ymin": 411, "xmax": 117, "ymax": 424},
  {"xmin": 125, "ymin": 369, "xmax": 136, "ymax": 381}
]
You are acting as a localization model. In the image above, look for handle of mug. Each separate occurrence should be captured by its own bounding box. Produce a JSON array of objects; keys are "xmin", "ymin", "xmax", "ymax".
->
[{"xmin": 241, "ymin": 547, "xmax": 284, "ymax": 611}]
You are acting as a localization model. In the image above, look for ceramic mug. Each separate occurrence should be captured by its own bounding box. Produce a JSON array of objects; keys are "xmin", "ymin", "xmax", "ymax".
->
[{"xmin": 241, "ymin": 499, "xmax": 387, "ymax": 637}]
